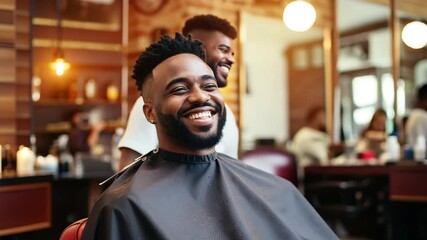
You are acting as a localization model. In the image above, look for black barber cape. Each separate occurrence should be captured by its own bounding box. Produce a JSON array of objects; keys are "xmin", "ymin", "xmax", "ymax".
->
[{"xmin": 82, "ymin": 149, "xmax": 337, "ymax": 240}]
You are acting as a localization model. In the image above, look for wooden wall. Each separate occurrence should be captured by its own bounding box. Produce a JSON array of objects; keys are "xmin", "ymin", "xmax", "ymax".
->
[
  {"xmin": 286, "ymin": 40, "xmax": 326, "ymax": 138},
  {"xmin": 31, "ymin": 0, "xmax": 124, "ymax": 155},
  {"xmin": 0, "ymin": 0, "xmax": 31, "ymax": 156}
]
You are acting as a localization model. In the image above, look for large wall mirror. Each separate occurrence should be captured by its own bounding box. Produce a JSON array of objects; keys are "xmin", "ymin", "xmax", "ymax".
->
[
  {"xmin": 239, "ymin": 11, "xmax": 323, "ymax": 150},
  {"xmin": 338, "ymin": 0, "xmax": 392, "ymax": 141},
  {"xmin": 397, "ymin": 1, "xmax": 427, "ymax": 114},
  {"xmin": 240, "ymin": 0, "xmax": 427, "ymax": 151},
  {"xmin": 338, "ymin": 0, "xmax": 427, "ymax": 142}
]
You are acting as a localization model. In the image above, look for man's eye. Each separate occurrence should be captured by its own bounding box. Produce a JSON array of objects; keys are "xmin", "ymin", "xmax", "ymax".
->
[
  {"xmin": 204, "ymin": 84, "xmax": 218, "ymax": 91},
  {"xmin": 170, "ymin": 87, "xmax": 188, "ymax": 94}
]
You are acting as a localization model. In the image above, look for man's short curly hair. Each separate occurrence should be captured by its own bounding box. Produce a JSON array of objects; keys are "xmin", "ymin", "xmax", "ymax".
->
[
  {"xmin": 132, "ymin": 32, "xmax": 206, "ymax": 97},
  {"xmin": 182, "ymin": 14, "xmax": 237, "ymax": 39}
]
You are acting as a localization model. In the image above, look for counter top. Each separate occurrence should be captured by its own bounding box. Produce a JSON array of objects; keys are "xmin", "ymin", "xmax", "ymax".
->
[{"xmin": 0, "ymin": 172, "xmax": 54, "ymax": 186}]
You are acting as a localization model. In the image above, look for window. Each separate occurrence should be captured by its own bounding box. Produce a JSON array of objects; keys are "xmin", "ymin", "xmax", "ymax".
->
[{"xmin": 352, "ymin": 75, "xmax": 378, "ymax": 127}]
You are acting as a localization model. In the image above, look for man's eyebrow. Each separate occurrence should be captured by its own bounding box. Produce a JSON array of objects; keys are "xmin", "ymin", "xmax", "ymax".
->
[
  {"xmin": 201, "ymin": 75, "xmax": 216, "ymax": 81},
  {"xmin": 164, "ymin": 78, "xmax": 186, "ymax": 90}
]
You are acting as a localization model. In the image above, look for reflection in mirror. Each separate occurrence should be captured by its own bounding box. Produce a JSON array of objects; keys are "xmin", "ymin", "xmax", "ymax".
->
[
  {"xmin": 337, "ymin": 0, "xmax": 394, "ymax": 141},
  {"xmin": 398, "ymin": 3, "xmax": 427, "ymax": 110},
  {"xmin": 240, "ymin": 12, "xmax": 323, "ymax": 150},
  {"xmin": 397, "ymin": 1, "xmax": 427, "ymax": 147}
]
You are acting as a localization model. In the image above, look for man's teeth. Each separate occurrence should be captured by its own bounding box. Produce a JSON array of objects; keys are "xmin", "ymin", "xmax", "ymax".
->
[
  {"xmin": 188, "ymin": 111, "xmax": 212, "ymax": 120},
  {"xmin": 219, "ymin": 66, "xmax": 230, "ymax": 73}
]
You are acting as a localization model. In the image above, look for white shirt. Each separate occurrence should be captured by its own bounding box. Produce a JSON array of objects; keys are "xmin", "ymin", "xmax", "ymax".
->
[
  {"xmin": 291, "ymin": 127, "xmax": 330, "ymax": 176},
  {"xmin": 405, "ymin": 108, "xmax": 427, "ymax": 148},
  {"xmin": 118, "ymin": 97, "xmax": 239, "ymax": 158}
]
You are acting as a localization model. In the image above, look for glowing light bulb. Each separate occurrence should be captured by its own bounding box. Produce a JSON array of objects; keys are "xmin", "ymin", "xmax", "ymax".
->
[
  {"xmin": 283, "ymin": 0, "xmax": 317, "ymax": 32},
  {"xmin": 50, "ymin": 58, "xmax": 70, "ymax": 76},
  {"xmin": 402, "ymin": 21, "xmax": 427, "ymax": 49}
]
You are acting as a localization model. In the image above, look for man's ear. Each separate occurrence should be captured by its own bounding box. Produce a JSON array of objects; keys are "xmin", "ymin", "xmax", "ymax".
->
[{"xmin": 143, "ymin": 103, "xmax": 156, "ymax": 124}]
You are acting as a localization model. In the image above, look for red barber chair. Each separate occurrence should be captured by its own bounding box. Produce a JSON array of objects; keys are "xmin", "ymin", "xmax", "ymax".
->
[
  {"xmin": 59, "ymin": 218, "xmax": 87, "ymax": 240},
  {"xmin": 241, "ymin": 147, "xmax": 298, "ymax": 186}
]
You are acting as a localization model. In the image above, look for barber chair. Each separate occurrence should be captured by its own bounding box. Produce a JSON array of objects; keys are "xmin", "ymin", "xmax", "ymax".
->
[
  {"xmin": 241, "ymin": 147, "xmax": 298, "ymax": 186},
  {"xmin": 59, "ymin": 218, "xmax": 87, "ymax": 240}
]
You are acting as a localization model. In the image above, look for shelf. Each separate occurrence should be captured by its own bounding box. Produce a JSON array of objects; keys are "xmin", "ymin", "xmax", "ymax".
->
[
  {"xmin": 16, "ymin": 113, "xmax": 31, "ymax": 119},
  {"xmin": 35, "ymin": 125, "xmax": 121, "ymax": 135},
  {"xmin": 16, "ymin": 130, "xmax": 31, "ymax": 136},
  {"xmin": 0, "ymin": 78, "xmax": 14, "ymax": 84},
  {"xmin": 34, "ymin": 99, "xmax": 121, "ymax": 106}
]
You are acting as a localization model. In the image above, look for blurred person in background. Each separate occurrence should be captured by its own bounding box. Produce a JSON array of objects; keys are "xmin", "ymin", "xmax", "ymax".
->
[
  {"xmin": 355, "ymin": 108, "xmax": 388, "ymax": 159},
  {"xmin": 69, "ymin": 110, "xmax": 106, "ymax": 156},
  {"xmin": 405, "ymin": 84, "xmax": 427, "ymax": 149},
  {"xmin": 292, "ymin": 106, "xmax": 329, "ymax": 177}
]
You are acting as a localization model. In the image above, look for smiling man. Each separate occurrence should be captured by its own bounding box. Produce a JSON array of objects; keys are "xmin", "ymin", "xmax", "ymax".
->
[
  {"xmin": 82, "ymin": 33, "xmax": 337, "ymax": 240},
  {"xmin": 142, "ymin": 48, "xmax": 226, "ymax": 155},
  {"xmin": 118, "ymin": 14, "xmax": 239, "ymax": 169}
]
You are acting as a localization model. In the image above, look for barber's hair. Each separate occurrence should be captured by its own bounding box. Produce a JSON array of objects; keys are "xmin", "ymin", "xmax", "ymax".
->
[
  {"xmin": 417, "ymin": 83, "xmax": 427, "ymax": 101},
  {"xmin": 364, "ymin": 108, "xmax": 387, "ymax": 132},
  {"xmin": 182, "ymin": 14, "xmax": 237, "ymax": 39},
  {"xmin": 132, "ymin": 32, "xmax": 206, "ymax": 94}
]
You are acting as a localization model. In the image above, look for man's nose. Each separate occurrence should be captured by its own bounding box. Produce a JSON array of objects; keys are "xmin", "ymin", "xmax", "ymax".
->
[
  {"xmin": 227, "ymin": 53, "xmax": 235, "ymax": 65},
  {"xmin": 188, "ymin": 87, "xmax": 210, "ymax": 103}
]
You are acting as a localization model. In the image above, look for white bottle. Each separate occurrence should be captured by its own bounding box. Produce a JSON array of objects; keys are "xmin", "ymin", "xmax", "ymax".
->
[
  {"xmin": 111, "ymin": 127, "xmax": 124, "ymax": 172},
  {"xmin": 387, "ymin": 135, "xmax": 400, "ymax": 162},
  {"xmin": 414, "ymin": 135, "xmax": 426, "ymax": 162},
  {"xmin": 16, "ymin": 146, "xmax": 36, "ymax": 175}
]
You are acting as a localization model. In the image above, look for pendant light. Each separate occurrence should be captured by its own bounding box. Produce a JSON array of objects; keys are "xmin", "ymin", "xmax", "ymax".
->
[
  {"xmin": 283, "ymin": 0, "xmax": 317, "ymax": 32},
  {"xmin": 50, "ymin": 0, "xmax": 70, "ymax": 76},
  {"xmin": 401, "ymin": 21, "xmax": 427, "ymax": 49}
]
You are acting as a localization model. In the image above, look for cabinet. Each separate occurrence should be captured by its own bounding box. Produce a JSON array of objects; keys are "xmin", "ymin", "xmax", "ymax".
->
[
  {"xmin": 0, "ymin": 174, "xmax": 53, "ymax": 237},
  {"xmin": 31, "ymin": 0, "xmax": 125, "ymax": 156}
]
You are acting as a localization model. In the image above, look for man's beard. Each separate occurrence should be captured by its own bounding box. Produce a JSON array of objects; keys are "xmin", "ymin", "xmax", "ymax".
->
[
  {"xmin": 208, "ymin": 61, "xmax": 226, "ymax": 88},
  {"xmin": 157, "ymin": 102, "xmax": 226, "ymax": 151}
]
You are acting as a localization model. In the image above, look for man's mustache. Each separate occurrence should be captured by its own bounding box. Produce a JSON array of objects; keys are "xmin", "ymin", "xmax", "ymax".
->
[{"xmin": 177, "ymin": 102, "xmax": 222, "ymax": 117}]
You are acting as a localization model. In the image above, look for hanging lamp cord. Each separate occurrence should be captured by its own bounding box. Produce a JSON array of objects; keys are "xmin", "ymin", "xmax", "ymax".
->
[{"xmin": 56, "ymin": 0, "xmax": 63, "ymax": 58}]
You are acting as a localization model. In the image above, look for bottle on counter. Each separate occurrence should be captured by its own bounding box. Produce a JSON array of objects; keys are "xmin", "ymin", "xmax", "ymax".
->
[
  {"xmin": 16, "ymin": 146, "xmax": 36, "ymax": 175},
  {"xmin": 57, "ymin": 134, "xmax": 73, "ymax": 175},
  {"xmin": 414, "ymin": 135, "xmax": 426, "ymax": 162},
  {"xmin": 3, "ymin": 144, "xmax": 14, "ymax": 172},
  {"xmin": 111, "ymin": 127, "xmax": 124, "ymax": 172},
  {"xmin": 386, "ymin": 134, "xmax": 401, "ymax": 162},
  {"xmin": 85, "ymin": 78, "xmax": 96, "ymax": 99}
]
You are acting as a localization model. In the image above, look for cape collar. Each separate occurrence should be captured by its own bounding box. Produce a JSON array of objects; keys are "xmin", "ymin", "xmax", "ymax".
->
[{"xmin": 157, "ymin": 148, "xmax": 217, "ymax": 164}]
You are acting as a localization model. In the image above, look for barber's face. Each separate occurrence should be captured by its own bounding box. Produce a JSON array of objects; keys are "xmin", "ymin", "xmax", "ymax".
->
[
  {"xmin": 144, "ymin": 54, "xmax": 226, "ymax": 153},
  {"xmin": 190, "ymin": 30, "xmax": 235, "ymax": 88}
]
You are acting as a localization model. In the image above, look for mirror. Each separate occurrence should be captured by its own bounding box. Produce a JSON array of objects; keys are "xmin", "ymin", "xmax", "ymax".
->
[
  {"xmin": 397, "ymin": 2, "xmax": 427, "ymax": 113},
  {"xmin": 240, "ymin": 11, "xmax": 323, "ymax": 150},
  {"xmin": 337, "ymin": 0, "xmax": 392, "ymax": 141}
]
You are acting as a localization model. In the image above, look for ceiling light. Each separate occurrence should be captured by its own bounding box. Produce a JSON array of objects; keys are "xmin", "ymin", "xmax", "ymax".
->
[
  {"xmin": 283, "ymin": 0, "xmax": 317, "ymax": 32},
  {"xmin": 50, "ymin": 0, "xmax": 70, "ymax": 76},
  {"xmin": 402, "ymin": 21, "xmax": 427, "ymax": 49}
]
